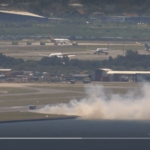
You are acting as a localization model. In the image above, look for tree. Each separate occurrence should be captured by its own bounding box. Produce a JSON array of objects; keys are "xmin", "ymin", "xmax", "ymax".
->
[{"xmin": 125, "ymin": 50, "xmax": 138, "ymax": 58}]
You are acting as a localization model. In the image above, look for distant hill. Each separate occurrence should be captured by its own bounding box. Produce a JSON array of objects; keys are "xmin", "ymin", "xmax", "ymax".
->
[{"xmin": 1, "ymin": 0, "xmax": 150, "ymax": 17}]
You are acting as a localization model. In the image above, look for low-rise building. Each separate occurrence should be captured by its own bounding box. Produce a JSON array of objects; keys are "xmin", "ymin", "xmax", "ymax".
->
[
  {"xmin": 71, "ymin": 74, "xmax": 91, "ymax": 81},
  {"xmin": 91, "ymin": 68, "xmax": 112, "ymax": 81},
  {"xmin": 107, "ymin": 71, "xmax": 150, "ymax": 82},
  {"xmin": 92, "ymin": 68, "xmax": 150, "ymax": 82}
]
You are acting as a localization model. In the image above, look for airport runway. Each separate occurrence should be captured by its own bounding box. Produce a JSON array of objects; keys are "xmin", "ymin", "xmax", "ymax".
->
[
  {"xmin": 0, "ymin": 105, "xmax": 44, "ymax": 112},
  {"xmin": 0, "ymin": 40, "xmax": 148, "ymax": 62},
  {"xmin": 0, "ymin": 42, "xmax": 145, "ymax": 46},
  {"xmin": 0, "ymin": 84, "xmax": 139, "ymax": 113},
  {"xmin": 3, "ymin": 49, "xmax": 149, "ymax": 61},
  {"xmin": 0, "ymin": 41, "xmax": 148, "ymax": 61},
  {"xmin": 0, "ymin": 84, "xmax": 83, "ymax": 113},
  {"xmin": 0, "ymin": 85, "xmax": 84, "ymax": 97}
]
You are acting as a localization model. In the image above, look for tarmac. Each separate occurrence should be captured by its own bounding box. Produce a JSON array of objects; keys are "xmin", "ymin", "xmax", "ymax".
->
[{"xmin": 0, "ymin": 42, "xmax": 148, "ymax": 61}]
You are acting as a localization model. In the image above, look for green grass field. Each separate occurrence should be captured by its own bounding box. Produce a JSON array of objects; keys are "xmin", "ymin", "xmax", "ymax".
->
[
  {"xmin": 31, "ymin": 82, "xmax": 141, "ymax": 89},
  {"xmin": 0, "ymin": 92, "xmax": 85, "ymax": 107},
  {"xmin": 1, "ymin": 22, "xmax": 150, "ymax": 38},
  {"xmin": 0, "ymin": 87, "xmax": 38, "ymax": 94},
  {"xmin": 0, "ymin": 82, "xmax": 141, "ymax": 107}
]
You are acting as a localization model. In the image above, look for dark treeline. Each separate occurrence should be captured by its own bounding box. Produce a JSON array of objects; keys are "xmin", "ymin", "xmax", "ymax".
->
[
  {"xmin": 0, "ymin": 50, "xmax": 150, "ymax": 75},
  {"xmin": 102, "ymin": 50, "xmax": 150, "ymax": 71},
  {"xmin": 2, "ymin": 0, "xmax": 148, "ymax": 5},
  {"xmin": 80, "ymin": 0, "xmax": 147, "ymax": 5}
]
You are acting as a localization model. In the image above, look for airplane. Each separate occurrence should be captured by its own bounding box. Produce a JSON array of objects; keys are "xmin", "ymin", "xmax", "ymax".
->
[
  {"xmin": 49, "ymin": 33, "xmax": 70, "ymax": 45},
  {"xmin": 39, "ymin": 48, "xmax": 75, "ymax": 58},
  {"xmin": 39, "ymin": 53, "xmax": 75, "ymax": 58},
  {"xmin": 144, "ymin": 43, "xmax": 150, "ymax": 51}
]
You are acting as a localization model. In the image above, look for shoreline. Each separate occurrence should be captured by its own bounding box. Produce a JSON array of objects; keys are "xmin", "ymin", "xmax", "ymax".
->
[{"xmin": 0, "ymin": 116, "xmax": 79, "ymax": 124}]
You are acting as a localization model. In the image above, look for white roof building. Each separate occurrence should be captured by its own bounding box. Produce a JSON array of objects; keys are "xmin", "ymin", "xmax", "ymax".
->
[
  {"xmin": 0, "ymin": 69, "xmax": 11, "ymax": 72},
  {"xmin": 107, "ymin": 71, "xmax": 150, "ymax": 75}
]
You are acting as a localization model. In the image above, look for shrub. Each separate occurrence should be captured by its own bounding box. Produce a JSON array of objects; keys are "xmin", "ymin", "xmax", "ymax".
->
[
  {"xmin": 12, "ymin": 41, "xmax": 18, "ymax": 45},
  {"xmin": 40, "ymin": 42, "xmax": 45, "ymax": 45},
  {"xmin": 72, "ymin": 42, "xmax": 78, "ymax": 46},
  {"xmin": 26, "ymin": 41, "xmax": 32, "ymax": 45}
]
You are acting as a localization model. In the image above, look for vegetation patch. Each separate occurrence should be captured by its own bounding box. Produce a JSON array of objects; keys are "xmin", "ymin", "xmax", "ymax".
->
[{"xmin": 0, "ymin": 87, "xmax": 37, "ymax": 94}]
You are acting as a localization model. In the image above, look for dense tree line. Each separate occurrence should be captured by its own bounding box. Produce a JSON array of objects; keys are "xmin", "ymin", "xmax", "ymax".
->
[
  {"xmin": 103, "ymin": 50, "xmax": 150, "ymax": 70},
  {"xmin": 2, "ymin": 0, "xmax": 148, "ymax": 5},
  {"xmin": 1, "ymin": 50, "xmax": 150, "ymax": 75}
]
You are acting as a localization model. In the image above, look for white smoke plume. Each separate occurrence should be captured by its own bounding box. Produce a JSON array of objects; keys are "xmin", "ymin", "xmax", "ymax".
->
[{"xmin": 37, "ymin": 83, "xmax": 150, "ymax": 120}]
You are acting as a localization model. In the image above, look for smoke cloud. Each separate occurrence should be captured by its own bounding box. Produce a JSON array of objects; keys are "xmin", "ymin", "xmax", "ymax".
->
[{"xmin": 37, "ymin": 83, "xmax": 150, "ymax": 120}]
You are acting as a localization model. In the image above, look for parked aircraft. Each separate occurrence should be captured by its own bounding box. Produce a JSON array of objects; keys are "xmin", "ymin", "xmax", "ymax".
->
[{"xmin": 49, "ymin": 33, "xmax": 70, "ymax": 45}]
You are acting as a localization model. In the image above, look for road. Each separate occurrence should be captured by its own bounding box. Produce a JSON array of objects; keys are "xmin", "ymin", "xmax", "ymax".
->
[{"xmin": 0, "ymin": 105, "xmax": 45, "ymax": 112}]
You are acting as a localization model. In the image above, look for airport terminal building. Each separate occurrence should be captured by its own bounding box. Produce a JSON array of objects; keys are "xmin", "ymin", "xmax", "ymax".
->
[{"xmin": 92, "ymin": 68, "xmax": 150, "ymax": 82}]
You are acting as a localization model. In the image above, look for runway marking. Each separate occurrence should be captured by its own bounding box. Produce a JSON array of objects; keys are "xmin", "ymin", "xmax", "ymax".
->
[
  {"xmin": 0, "ymin": 137, "xmax": 150, "ymax": 139},
  {"xmin": 11, "ymin": 106, "xmax": 24, "ymax": 109}
]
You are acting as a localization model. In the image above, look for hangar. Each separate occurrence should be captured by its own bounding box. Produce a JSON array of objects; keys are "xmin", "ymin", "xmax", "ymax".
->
[
  {"xmin": 107, "ymin": 71, "xmax": 150, "ymax": 82},
  {"xmin": 91, "ymin": 68, "xmax": 112, "ymax": 82},
  {"xmin": 92, "ymin": 68, "xmax": 150, "ymax": 82}
]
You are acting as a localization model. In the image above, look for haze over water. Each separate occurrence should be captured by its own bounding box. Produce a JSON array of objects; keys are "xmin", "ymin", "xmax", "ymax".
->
[{"xmin": 1, "ymin": 119, "xmax": 150, "ymax": 137}]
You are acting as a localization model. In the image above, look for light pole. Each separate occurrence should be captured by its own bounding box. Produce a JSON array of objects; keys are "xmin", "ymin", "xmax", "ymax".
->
[{"xmin": 123, "ymin": 38, "xmax": 125, "ymax": 56}]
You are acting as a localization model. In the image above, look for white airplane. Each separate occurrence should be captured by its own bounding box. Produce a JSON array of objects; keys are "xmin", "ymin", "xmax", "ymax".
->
[
  {"xmin": 39, "ymin": 52, "xmax": 75, "ymax": 58},
  {"xmin": 49, "ymin": 33, "xmax": 70, "ymax": 45}
]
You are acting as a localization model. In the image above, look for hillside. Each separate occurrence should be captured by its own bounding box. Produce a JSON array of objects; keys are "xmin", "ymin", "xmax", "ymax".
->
[{"xmin": 1, "ymin": 0, "xmax": 150, "ymax": 17}]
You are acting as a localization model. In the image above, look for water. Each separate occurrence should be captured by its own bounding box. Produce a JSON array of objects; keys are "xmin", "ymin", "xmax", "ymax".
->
[{"xmin": 0, "ymin": 119, "xmax": 150, "ymax": 137}]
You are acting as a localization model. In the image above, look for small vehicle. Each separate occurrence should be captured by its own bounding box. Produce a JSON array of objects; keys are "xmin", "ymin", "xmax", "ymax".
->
[
  {"xmin": 121, "ymin": 76, "xmax": 129, "ymax": 82},
  {"xmin": 83, "ymin": 77, "xmax": 91, "ymax": 84},
  {"xmin": 29, "ymin": 105, "xmax": 36, "ymax": 110},
  {"xmin": 69, "ymin": 79, "xmax": 76, "ymax": 84},
  {"xmin": 94, "ymin": 48, "xmax": 109, "ymax": 55},
  {"xmin": 83, "ymin": 80, "xmax": 91, "ymax": 83}
]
